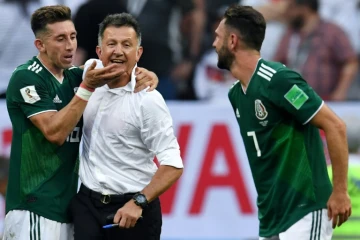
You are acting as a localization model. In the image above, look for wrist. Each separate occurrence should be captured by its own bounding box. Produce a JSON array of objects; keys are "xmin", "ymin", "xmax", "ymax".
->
[
  {"xmin": 132, "ymin": 193, "xmax": 148, "ymax": 209},
  {"xmin": 75, "ymin": 82, "xmax": 95, "ymax": 101}
]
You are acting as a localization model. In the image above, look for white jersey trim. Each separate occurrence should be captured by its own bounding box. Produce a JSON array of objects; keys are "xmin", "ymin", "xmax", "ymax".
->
[
  {"xmin": 27, "ymin": 109, "xmax": 57, "ymax": 118},
  {"xmin": 303, "ymin": 101, "xmax": 324, "ymax": 125}
]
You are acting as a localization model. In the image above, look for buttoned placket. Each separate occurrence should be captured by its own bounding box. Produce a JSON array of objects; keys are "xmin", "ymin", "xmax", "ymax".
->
[{"xmin": 90, "ymin": 90, "xmax": 112, "ymax": 193}]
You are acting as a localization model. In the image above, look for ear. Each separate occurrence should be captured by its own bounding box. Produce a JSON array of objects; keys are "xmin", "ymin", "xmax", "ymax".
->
[
  {"xmin": 136, "ymin": 46, "xmax": 143, "ymax": 62},
  {"xmin": 96, "ymin": 46, "xmax": 102, "ymax": 59},
  {"xmin": 34, "ymin": 39, "xmax": 45, "ymax": 53},
  {"xmin": 228, "ymin": 33, "xmax": 239, "ymax": 51}
]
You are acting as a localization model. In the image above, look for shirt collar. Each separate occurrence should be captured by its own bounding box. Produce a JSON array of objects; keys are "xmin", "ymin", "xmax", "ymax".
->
[{"xmin": 106, "ymin": 64, "xmax": 137, "ymax": 94}]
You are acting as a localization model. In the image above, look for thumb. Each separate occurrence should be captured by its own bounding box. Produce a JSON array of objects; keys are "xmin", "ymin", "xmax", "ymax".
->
[
  {"xmin": 88, "ymin": 60, "xmax": 97, "ymax": 70},
  {"xmin": 135, "ymin": 67, "xmax": 143, "ymax": 75}
]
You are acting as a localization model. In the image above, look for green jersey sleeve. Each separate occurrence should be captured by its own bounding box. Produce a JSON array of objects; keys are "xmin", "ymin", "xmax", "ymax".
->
[
  {"xmin": 267, "ymin": 69, "xmax": 323, "ymax": 125},
  {"xmin": 7, "ymin": 69, "xmax": 57, "ymax": 118}
]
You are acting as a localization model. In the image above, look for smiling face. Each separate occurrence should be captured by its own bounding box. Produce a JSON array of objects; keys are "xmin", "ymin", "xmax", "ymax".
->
[
  {"xmin": 36, "ymin": 20, "xmax": 77, "ymax": 71},
  {"xmin": 96, "ymin": 26, "xmax": 143, "ymax": 75}
]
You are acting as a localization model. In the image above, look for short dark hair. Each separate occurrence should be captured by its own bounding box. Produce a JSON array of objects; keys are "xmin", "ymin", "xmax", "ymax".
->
[
  {"xmin": 295, "ymin": 0, "xmax": 319, "ymax": 12},
  {"xmin": 223, "ymin": 5, "xmax": 266, "ymax": 51},
  {"xmin": 98, "ymin": 13, "xmax": 142, "ymax": 46},
  {"xmin": 31, "ymin": 5, "xmax": 72, "ymax": 37}
]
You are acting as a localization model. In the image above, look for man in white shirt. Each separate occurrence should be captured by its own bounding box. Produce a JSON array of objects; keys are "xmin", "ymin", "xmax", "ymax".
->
[{"xmin": 70, "ymin": 13, "xmax": 184, "ymax": 240}]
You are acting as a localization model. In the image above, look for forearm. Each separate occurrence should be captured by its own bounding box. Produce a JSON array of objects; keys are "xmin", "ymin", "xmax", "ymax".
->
[
  {"xmin": 334, "ymin": 60, "xmax": 358, "ymax": 94},
  {"xmin": 45, "ymin": 97, "xmax": 87, "ymax": 144},
  {"xmin": 141, "ymin": 165, "xmax": 183, "ymax": 202},
  {"xmin": 325, "ymin": 122, "xmax": 349, "ymax": 191}
]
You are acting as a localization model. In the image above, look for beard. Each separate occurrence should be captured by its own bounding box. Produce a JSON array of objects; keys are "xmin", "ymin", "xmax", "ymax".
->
[
  {"xmin": 217, "ymin": 44, "xmax": 235, "ymax": 71},
  {"xmin": 290, "ymin": 15, "xmax": 305, "ymax": 30}
]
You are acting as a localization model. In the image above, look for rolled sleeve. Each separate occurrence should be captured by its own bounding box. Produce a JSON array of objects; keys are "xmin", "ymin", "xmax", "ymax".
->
[{"xmin": 140, "ymin": 91, "xmax": 184, "ymax": 169}]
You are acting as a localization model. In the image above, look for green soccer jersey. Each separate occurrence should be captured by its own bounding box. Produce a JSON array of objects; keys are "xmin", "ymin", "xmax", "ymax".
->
[
  {"xmin": 228, "ymin": 59, "xmax": 332, "ymax": 237},
  {"xmin": 6, "ymin": 56, "xmax": 83, "ymax": 223}
]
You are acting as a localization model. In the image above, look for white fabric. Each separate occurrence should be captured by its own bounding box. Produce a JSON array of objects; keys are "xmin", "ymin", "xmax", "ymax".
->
[
  {"xmin": 193, "ymin": 50, "xmax": 237, "ymax": 102},
  {"xmin": 259, "ymin": 209, "xmax": 333, "ymax": 240},
  {"xmin": 80, "ymin": 59, "xmax": 183, "ymax": 195},
  {"xmin": 3, "ymin": 210, "xmax": 73, "ymax": 240}
]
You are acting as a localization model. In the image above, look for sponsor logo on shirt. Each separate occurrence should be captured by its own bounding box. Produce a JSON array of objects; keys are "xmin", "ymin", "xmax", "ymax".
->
[
  {"xmin": 53, "ymin": 94, "xmax": 62, "ymax": 103},
  {"xmin": 284, "ymin": 84, "xmax": 309, "ymax": 110},
  {"xmin": 20, "ymin": 85, "xmax": 41, "ymax": 104},
  {"xmin": 255, "ymin": 99, "xmax": 268, "ymax": 120}
]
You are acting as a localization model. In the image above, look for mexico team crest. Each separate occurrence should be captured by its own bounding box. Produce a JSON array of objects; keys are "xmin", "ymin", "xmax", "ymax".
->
[{"xmin": 255, "ymin": 99, "xmax": 268, "ymax": 120}]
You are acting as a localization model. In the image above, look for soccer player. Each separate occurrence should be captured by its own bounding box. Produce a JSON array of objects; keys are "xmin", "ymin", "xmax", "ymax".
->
[
  {"xmin": 3, "ymin": 5, "xmax": 158, "ymax": 240},
  {"xmin": 212, "ymin": 4, "xmax": 352, "ymax": 240}
]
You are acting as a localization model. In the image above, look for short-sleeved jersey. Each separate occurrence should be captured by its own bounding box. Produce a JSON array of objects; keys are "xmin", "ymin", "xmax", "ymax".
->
[
  {"xmin": 228, "ymin": 59, "xmax": 332, "ymax": 237},
  {"xmin": 6, "ymin": 56, "xmax": 83, "ymax": 223}
]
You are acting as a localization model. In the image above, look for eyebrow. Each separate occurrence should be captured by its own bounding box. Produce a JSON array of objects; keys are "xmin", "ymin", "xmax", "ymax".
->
[{"xmin": 54, "ymin": 31, "xmax": 77, "ymax": 38}]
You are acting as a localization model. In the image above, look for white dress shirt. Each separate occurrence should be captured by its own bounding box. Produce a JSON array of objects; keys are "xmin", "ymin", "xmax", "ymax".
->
[{"xmin": 79, "ymin": 59, "xmax": 183, "ymax": 195}]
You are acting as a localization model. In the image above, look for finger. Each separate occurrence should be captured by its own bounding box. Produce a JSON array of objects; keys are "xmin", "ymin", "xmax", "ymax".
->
[
  {"xmin": 135, "ymin": 67, "xmax": 143, "ymax": 75},
  {"xmin": 338, "ymin": 214, "xmax": 345, "ymax": 227},
  {"xmin": 134, "ymin": 80, "xmax": 150, "ymax": 93},
  {"xmin": 332, "ymin": 214, "xmax": 338, "ymax": 229},
  {"xmin": 101, "ymin": 69, "xmax": 126, "ymax": 81},
  {"xmin": 349, "ymin": 207, "xmax": 352, "ymax": 217},
  {"xmin": 147, "ymin": 79, "xmax": 157, "ymax": 92},
  {"xmin": 114, "ymin": 210, "xmax": 122, "ymax": 224},
  {"xmin": 119, "ymin": 216, "xmax": 127, "ymax": 228},
  {"xmin": 135, "ymin": 72, "xmax": 147, "ymax": 82},
  {"xmin": 130, "ymin": 218, "xmax": 137, "ymax": 228},
  {"xmin": 124, "ymin": 218, "xmax": 132, "ymax": 229},
  {"xmin": 327, "ymin": 205, "xmax": 332, "ymax": 220}
]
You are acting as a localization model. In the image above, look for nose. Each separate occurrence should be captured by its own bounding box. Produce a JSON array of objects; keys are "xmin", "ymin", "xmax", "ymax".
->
[
  {"xmin": 65, "ymin": 38, "xmax": 74, "ymax": 51},
  {"xmin": 113, "ymin": 43, "xmax": 124, "ymax": 56}
]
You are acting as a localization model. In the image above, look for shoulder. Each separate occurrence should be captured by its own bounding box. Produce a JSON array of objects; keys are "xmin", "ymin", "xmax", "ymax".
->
[
  {"xmin": 65, "ymin": 65, "xmax": 84, "ymax": 79},
  {"xmin": 137, "ymin": 89, "xmax": 169, "ymax": 114},
  {"xmin": 8, "ymin": 64, "xmax": 44, "ymax": 89},
  {"xmin": 260, "ymin": 61, "xmax": 303, "ymax": 86}
]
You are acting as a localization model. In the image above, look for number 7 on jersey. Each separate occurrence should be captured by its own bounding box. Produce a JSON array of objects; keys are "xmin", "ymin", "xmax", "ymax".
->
[{"xmin": 247, "ymin": 131, "xmax": 261, "ymax": 157}]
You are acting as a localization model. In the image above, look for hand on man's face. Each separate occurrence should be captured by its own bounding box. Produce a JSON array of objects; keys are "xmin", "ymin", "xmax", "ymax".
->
[{"xmin": 83, "ymin": 60, "xmax": 125, "ymax": 89}]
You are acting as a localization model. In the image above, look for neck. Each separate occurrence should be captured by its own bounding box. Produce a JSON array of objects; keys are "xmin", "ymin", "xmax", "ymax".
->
[
  {"xmin": 107, "ymin": 71, "xmax": 132, "ymax": 89},
  {"xmin": 301, "ymin": 13, "xmax": 320, "ymax": 35},
  {"xmin": 230, "ymin": 50, "xmax": 261, "ymax": 90},
  {"xmin": 37, "ymin": 54, "xmax": 63, "ymax": 80}
]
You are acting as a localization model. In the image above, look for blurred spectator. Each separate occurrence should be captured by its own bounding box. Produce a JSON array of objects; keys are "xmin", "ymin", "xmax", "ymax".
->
[
  {"xmin": 73, "ymin": 0, "xmax": 127, "ymax": 65},
  {"xmin": 129, "ymin": 0, "xmax": 205, "ymax": 100},
  {"xmin": 273, "ymin": 0, "xmax": 358, "ymax": 101},
  {"xmin": 202, "ymin": 0, "xmax": 240, "ymax": 52},
  {"xmin": 328, "ymin": 116, "xmax": 360, "ymax": 239},
  {"xmin": 242, "ymin": 0, "xmax": 287, "ymax": 61},
  {"xmin": 193, "ymin": 5, "xmax": 237, "ymax": 102}
]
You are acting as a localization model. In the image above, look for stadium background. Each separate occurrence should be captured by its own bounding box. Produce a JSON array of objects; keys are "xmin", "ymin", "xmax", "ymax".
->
[{"xmin": 0, "ymin": 0, "xmax": 359, "ymax": 239}]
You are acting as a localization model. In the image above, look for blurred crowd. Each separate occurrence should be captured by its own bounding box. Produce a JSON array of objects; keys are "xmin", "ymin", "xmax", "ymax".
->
[{"xmin": 0, "ymin": 0, "xmax": 359, "ymax": 102}]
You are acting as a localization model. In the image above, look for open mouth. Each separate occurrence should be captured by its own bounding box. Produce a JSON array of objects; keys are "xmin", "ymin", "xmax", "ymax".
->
[
  {"xmin": 64, "ymin": 55, "xmax": 73, "ymax": 62},
  {"xmin": 111, "ymin": 59, "xmax": 125, "ymax": 64}
]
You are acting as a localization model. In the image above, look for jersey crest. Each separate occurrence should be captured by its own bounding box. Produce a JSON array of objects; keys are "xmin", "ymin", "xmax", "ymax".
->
[
  {"xmin": 255, "ymin": 99, "xmax": 268, "ymax": 120},
  {"xmin": 20, "ymin": 85, "xmax": 41, "ymax": 104}
]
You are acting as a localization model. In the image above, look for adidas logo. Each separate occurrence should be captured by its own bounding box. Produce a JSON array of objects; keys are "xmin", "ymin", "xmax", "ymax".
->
[
  {"xmin": 28, "ymin": 62, "xmax": 43, "ymax": 74},
  {"xmin": 236, "ymin": 108, "xmax": 240, "ymax": 118},
  {"xmin": 53, "ymin": 94, "xmax": 62, "ymax": 103}
]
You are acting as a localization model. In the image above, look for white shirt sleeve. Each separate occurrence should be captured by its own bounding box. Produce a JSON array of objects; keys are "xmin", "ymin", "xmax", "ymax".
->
[{"xmin": 139, "ymin": 91, "xmax": 184, "ymax": 168}]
